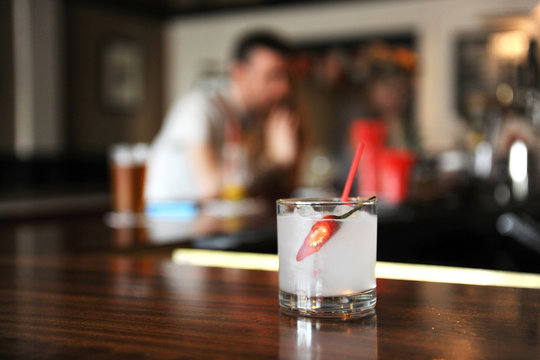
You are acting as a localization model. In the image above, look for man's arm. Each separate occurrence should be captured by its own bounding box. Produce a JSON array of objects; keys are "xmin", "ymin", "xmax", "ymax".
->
[
  {"xmin": 250, "ymin": 106, "xmax": 302, "ymax": 201},
  {"xmin": 264, "ymin": 106, "xmax": 299, "ymax": 169}
]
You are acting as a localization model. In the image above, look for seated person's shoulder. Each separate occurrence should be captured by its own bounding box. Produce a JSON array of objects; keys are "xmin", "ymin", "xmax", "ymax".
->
[
  {"xmin": 170, "ymin": 88, "xmax": 226, "ymax": 119},
  {"xmin": 159, "ymin": 88, "xmax": 224, "ymax": 144}
]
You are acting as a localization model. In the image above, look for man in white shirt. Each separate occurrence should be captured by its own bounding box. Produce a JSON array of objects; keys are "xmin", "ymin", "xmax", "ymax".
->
[{"xmin": 145, "ymin": 31, "xmax": 300, "ymax": 203}]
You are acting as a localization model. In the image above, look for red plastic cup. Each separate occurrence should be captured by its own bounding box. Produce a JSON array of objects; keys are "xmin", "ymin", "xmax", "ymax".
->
[{"xmin": 380, "ymin": 149, "xmax": 415, "ymax": 204}]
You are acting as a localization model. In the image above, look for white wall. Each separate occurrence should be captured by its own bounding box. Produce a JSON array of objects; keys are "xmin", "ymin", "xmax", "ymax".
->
[
  {"xmin": 164, "ymin": 0, "xmax": 539, "ymax": 153},
  {"xmin": 13, "ymin": 0, "xmax": 62, "ymax": 158}
]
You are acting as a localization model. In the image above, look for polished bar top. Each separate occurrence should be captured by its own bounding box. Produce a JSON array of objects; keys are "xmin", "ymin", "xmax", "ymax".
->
[{"xmin": 1, "ymin": 253, "xmax": 539, "ymax": 359}]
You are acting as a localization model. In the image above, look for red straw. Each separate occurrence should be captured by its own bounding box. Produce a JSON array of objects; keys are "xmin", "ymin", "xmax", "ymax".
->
[{"xmin": 340, "ymin": 143, "xmax": 365, "ymax": 201}]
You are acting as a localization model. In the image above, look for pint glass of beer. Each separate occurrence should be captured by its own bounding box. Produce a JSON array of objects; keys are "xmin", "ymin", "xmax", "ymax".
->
[{"xmin": 109, "ymin": 143, "xmax": 148, "ymax": 214}]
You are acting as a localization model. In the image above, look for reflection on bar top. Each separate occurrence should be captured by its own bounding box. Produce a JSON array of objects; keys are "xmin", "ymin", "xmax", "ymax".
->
[{"xmin": 172, "ymin": 249, "xmax": 540, "ymax": 289}]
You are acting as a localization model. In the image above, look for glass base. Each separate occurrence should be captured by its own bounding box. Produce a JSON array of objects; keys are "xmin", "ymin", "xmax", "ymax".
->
[{"xmin": 279, "ymin": 288, "xmax": 376, "ymax": 320}]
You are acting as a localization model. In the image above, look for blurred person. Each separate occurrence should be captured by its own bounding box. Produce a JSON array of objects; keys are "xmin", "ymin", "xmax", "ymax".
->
[
  {"xmin": 145, "ymin": 31, "xmax": 301, "ymax": 203},
  {"xmin": 367, "ymin": 65, "xmax": 413, "ymax": 148},
  {"xmin": 332, "ymin": 43, "xmax": 418, "ymax": 194}
]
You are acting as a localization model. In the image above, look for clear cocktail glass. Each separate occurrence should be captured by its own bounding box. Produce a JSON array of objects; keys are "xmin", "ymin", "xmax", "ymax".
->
[{"xmin": 277, "ymin": 197, "xmax": 377, "ymax": 319}]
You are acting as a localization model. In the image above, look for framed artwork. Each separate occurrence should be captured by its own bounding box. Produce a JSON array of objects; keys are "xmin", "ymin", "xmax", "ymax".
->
[{"xmin": 100, "ymin": 36, "xmax": 145, "ymax": 114}]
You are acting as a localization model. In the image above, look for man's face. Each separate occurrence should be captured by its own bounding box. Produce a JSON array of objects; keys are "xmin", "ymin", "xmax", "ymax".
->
[{"xmin": 234, "ymin": 47, "xmax": 290, "ymax": 114}]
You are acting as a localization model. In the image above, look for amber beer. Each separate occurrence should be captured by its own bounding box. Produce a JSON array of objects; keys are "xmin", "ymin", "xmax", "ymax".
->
[
  {"xmin": 111, "ymin": 164, "xmax": 146, "ymax": 213},
  {"xmin": 109, "ymin": 144, "xmax": 148, "ymax": 214}
]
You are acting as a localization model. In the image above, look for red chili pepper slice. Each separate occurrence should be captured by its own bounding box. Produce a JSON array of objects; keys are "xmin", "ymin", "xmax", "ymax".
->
[
  {"xmin": 295, "ymin": 196, "xmax": 376, "ymax": 262},
  {"xmin": 296, "ymin": 215, "xmax": 340, "ymax": 261}
]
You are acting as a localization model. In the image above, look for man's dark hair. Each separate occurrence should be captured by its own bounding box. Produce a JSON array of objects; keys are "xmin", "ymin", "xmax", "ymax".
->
[{"xmin": 233, "ymin": 30, "xmax": 291, "ymax": 62}]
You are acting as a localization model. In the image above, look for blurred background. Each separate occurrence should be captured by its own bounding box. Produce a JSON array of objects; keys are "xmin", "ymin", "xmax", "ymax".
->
[{"xmin": 1, "ymin": 0, "xmax": 540, "ymax": 272}]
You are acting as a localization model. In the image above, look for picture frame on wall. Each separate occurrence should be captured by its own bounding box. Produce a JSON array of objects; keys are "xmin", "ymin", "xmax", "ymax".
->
[{"xmin": 100, "ymin": 36, "xmax": 145, "ymax": 115}]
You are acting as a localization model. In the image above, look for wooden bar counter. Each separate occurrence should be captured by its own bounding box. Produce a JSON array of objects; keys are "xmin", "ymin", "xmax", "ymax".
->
[{"xmin": 1, "ymin": 252, "xmax": 539, "ymax": 359}]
